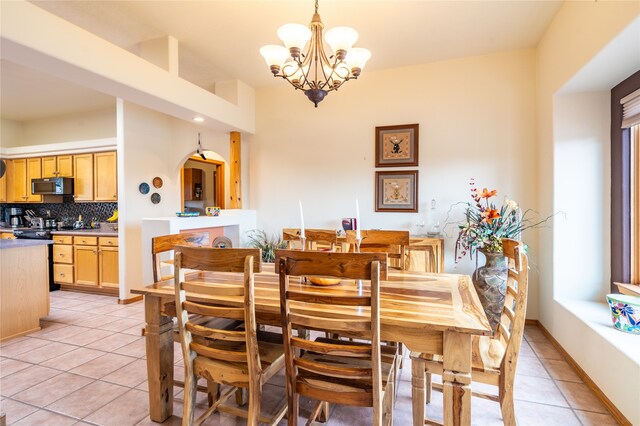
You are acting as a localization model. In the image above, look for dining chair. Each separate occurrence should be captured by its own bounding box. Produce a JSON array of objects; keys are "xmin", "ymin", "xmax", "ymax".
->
[
  {"xmin": 275, "ymin": 249, "xmax": 398, "ymax": 426},
  {"xmin": 151, "ymin": 232, "xmax": 244, "ymax": 405},
  {"xmin": 410, "ymin": 238, "xmax": 528, "ymax": 425},
  {"xmin": 282, "ymin": 228, "xmax": 338, "ymax": 251},
  {"xmin": 152, "ymin": 231, "xmax": 210, "ymax": 282},
  {"xmin": 174, "ymin": 246, "xmax": 287, "ymax": 426},
  {"xmin": 345, "ymin": 230, "xmax": 409, "ymax": 270},
  {"xmin": 405, "ymin": 238, "xmax": 442, "ymax": 273}
]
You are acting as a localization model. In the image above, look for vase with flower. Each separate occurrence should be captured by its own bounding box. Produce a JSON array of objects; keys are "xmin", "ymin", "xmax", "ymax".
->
[{"xmin": 455, "ymin": 179, "xmax": 552, "ymax": 332}]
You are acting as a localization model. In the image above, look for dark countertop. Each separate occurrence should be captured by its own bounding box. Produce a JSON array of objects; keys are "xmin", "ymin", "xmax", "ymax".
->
[
  {"xmin": 51, "ymin": 229, "xmax": 118, "ymax": 237},
  {"xmin": 0, "ymin": 239, "xmax": 53, "ymax": 250}
]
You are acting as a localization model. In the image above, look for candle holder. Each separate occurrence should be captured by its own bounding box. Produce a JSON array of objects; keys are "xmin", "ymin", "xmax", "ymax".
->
[
  {"xmin": 355, "ymin": 237, "xmax": 363, "ymax": 288},
  {"xmin": 299, "ymin": 236, "xmax": 307, "ymax": 251}
]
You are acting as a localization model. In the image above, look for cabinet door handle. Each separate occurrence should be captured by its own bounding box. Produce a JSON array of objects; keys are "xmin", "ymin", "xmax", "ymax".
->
[
  {"xmin": 60, "ymin": 273, "xmax": 65, "ymax": 277},
  {"xmin": 58, "ymin": 253, "xmax": 64, "ymax": 257}
]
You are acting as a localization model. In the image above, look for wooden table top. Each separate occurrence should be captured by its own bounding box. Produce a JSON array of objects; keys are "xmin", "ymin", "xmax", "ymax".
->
[{"xmin": 133, "ymin": 264, "xmax": 490, "ymax": 337}]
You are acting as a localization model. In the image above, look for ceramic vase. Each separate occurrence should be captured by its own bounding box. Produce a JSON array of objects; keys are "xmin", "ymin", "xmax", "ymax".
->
[{"xmin": 473, "ymin": 251, "xmax": 508, "ymax": 332}]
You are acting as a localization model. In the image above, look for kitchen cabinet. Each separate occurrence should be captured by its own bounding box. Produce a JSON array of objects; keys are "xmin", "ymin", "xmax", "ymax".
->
[
  {"xmin": 183, "ymin": 168, "xmax": 203, "ymax": 201},
  {"xmin": 7, "ymin": 158, "xmax": 42, "ymax": 203},
  {"xmin": 74, "ymin": 242, "xmax": 99, "ymax": 286},
  {"xmin": 73, "ymin": 154, "xmax": 94, "ymax": 201},
  {"xmin": 42, "ymin": 155, "xmax": 73, "ymax": 178},
  {"xmin": 0, "ymin": 163, "xmax": 6, "ymax": 203},
  {"xmin": 94, "ymin": 152, "xmax": 117, "ymax": 201},
  {"xmin": 53, "ymin": 233, "xmax": 118, "ymax": 294}
]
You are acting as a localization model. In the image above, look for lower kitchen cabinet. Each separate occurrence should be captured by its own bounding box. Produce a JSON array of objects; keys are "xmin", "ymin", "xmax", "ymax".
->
[{"xmin": 53, "ymin": 234, "xmax": 119, "ymax": 294}]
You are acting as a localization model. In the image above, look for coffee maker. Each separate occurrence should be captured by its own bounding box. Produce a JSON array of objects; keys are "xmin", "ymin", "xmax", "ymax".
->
[{"xmin": 9, "ymin": 208, "xmax": 25, "ymax": 228}]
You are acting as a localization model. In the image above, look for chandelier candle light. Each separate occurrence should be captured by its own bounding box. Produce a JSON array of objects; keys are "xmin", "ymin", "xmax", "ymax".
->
[{"xmin": 260, "ymin": 0, "xmax": 371, "ymax": 107}]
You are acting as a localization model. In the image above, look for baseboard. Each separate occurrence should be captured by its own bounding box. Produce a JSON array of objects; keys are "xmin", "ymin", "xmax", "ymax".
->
[
  {"xmin": 60, "ymin": 285, "xmax": 118, "ymax": 296},
  {"xmin": 118, "ymin": 295, "xmax": 143, "ymax": 305},
  {"xmin": 527, "ymin": 320, "xmax": 632, "ymax": 426}
]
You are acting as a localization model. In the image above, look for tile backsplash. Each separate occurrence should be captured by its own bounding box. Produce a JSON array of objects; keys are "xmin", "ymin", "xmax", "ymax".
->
[{"xmin": 0, "ymin": 202, "xmax": 117, "ymax": 224}]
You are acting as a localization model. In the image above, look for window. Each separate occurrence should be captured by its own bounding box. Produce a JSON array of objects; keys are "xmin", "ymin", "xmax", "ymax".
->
[{"xmin": 611, "ymin": 71, "xmax": 640, "ymax": 295}]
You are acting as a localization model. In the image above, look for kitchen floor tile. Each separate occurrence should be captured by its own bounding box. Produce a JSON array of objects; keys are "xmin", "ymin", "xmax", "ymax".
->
[
  {"xmin": 0, "ymin": 338, "xmax": 50, "ymax": 359},
  {"xmin": 523, "ymin": 325, "xmax": 548, "ymax": 342},
  {"xmin": 554, "ymin": 381, "xmax": 609, "ymax": 414},
  {"xmin": 0, "ymin": 365, "xmax": 61, "ymax": 397},
  {"xmin": 0, "ymin": 397, "xmax": 39, "ymax": 424},
  {"xmin": 101, "ymin": 359, "xmax": 149, "ymax": 388},
  {"xmin": 513, "ymin": 400, "xmax": 581, "ymax": 426},
  {"xmin": 516, "ymin": 354, "xmax": 550, "ymax": 378},
  {"xmin": 573, "ymin": 410, "xmax": 619, "ymax": 425},
  {"xmin": 528, "ymin": 340, "xmax": 564, "ymax": 360},
  {"xmin": 25, "ymin": 322, "xmax": 69, "ymax": 338},
  {"xmin": 0, "ymin": 359, "xmax": 32, "ymax": 379},
  {"xmin": 57, "ymin": 329, "xmax": 116, "ymax": 346},
  {"xmin": 40, "ymin": 347, "xmax": 106, "ymax": 371},
  {"xmin": 11, "ymin": 409, "xmax": 77, "ymax": 426},
  {"xmin": 32, "ymin": 325, "xmax": 90, "ymax": 342},
  {"xmin": 542, "ymin": 359, "xmax": 582, "ymax": 383},
  {"xmin": 47, "ymin": 380, "xmax": 128, "ymax": 419},
  {"xmin": 85, "ymin": 332, "xmax": 139, "ymax": 352},
  {"xmin": 113, "ymin": 338, "xmax": 146, "ymax": 358},
  {"xmin": 84, "ymin": 389, "xmax": 149, "ymax": 426},
  {"xmin": 17, "ymin": 342, "xmax": 78, "ymax": 364},
  {"xmin": 514, "ymin": 375, "xmax": 569, "ymax": 407},
  {"xmin": 12, "ymin": 372, "xmax": 93, "ymax": 407},
  {"xmin": 69, "ymin": 353, "xmax": 136, "ymax": 379},
  {"xmin": 96, "ymin": 318, "xmax": 143, "ymax": 333}
]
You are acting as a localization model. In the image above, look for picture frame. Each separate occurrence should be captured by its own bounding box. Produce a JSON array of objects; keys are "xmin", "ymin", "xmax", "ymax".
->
[
  {"xmin": 375, "ymin": 170, "xmax": 419, "ymax": 212},
  {"xmin": 375, "ymin": 123, "xmax": 419, "ymax": 167}
]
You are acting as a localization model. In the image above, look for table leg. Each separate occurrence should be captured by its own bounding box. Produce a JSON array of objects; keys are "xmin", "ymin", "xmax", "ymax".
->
[
  {"xmin": 144, "ymin": 295, "xmax": 174, "ymax": 422},
  {"xmin": 442, "ymin": 331, "xmax": 472, "ymax": 426},
  {"xmin": 411, "ymin": 357, "xmax": 426, "ymax": 426}
]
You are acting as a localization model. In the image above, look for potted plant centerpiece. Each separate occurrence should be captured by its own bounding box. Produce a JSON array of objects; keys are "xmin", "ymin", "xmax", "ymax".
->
[
  {"xmin": 246, "ymin": 229, "xmax": 287, "ymax": 263},
  {"xmin": 454, "ymin": 179, "xmax": 553, "ymax": 331}
]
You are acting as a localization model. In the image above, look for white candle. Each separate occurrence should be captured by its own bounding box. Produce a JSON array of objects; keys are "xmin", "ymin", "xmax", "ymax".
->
[
  {"xmin": 355, "ymin": 199, "xmax": 361, "ymax": 239},
  {"xmin": 299, "ymin": 200, "xmax": 305, "ymax": 238}
]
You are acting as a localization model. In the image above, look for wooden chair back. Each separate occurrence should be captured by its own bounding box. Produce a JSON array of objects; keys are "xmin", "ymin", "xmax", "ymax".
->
[
  {"xmin": 174, "ymin": 246, "xmax": 262, "ymax": 376},
  {"xmin": 282, "ymin": 228, "xmax": 338, "ymax": 251},
  {"xmin": 151, "ymin": 232, "xmax": 210, "ymax": 282},
  {"xmin": 498, "ymin": 238, "xmax": 529, "ymax": 374},
  {"xmin": 346, "ymin": 230, "xmax": 410, "ymax": 270},
  {"xmin": 275, "ymin": 249, "xmax": 388, "ymax": 410}
]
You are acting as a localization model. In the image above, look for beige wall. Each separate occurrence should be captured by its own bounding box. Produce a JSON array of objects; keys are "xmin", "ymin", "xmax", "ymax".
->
[
  {"xmin": 1, "ymin": 108, "xmax": 116, "ymax": 147},
  {"xmin": 536, "ymin": 2, "xmax": 639, "ymax": 423},
  {"xmin": 254, "ymin": 48, "xmax": 539, "ymax": 314}
]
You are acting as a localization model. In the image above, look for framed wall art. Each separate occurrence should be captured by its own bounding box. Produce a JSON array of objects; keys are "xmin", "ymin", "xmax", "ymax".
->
[
  {"xmin": 375, "ymin": 123, "xmax": 419, "ymax": 167},
  {"xmin": 375, "ymin": 170, "xmax": 419, "ymax": 212}
]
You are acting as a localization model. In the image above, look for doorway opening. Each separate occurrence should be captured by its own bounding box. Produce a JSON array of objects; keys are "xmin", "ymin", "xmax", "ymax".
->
[{"xmin": 180, "ymin": 155, "xmax": 225, "ymax": 214}]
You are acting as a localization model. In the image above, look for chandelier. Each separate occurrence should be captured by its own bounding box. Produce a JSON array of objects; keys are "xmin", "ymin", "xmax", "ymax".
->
[{"xmin": 260, "ymin": 0, "xmax": 371, "ymax": 107}]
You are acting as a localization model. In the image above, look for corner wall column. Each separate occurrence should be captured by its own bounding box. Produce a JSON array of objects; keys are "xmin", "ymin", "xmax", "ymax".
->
[{"xmin": 229, "ymin": 131, "xmax": 242, "ymax": 209}]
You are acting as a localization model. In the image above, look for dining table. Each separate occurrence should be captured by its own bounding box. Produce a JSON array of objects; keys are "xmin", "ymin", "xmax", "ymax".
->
[{"xmin": 132, "ymin": 263, "xmax": 491, "ymax": 426}]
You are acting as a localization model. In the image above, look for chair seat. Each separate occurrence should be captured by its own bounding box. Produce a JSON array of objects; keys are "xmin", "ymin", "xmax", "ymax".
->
[
  {"xmin": 295, "ymin": 337, "xmax": 397, "ymax": 407},
  {"xmin": 193, "ymin": 331, "xmax": 285, "ymax": 387},
  {"xmin": 412, "ymin": 335, "xmax": 504, "ymax": 373}
]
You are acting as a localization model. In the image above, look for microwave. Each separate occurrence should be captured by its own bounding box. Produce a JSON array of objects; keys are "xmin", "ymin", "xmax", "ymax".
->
[{"xmin": 31, "ymin": 177, "xmax": 74, "ymax": 195}]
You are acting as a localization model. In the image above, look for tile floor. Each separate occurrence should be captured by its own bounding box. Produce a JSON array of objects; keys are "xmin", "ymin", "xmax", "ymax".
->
[{"xmin": 0, "ymin": 290, "xmax": 621, "ymax": 425}]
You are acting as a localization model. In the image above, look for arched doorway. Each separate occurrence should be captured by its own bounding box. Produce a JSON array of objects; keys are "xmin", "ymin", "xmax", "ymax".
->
[{"xmin": 180, "ymin": 152, "xmax": 226, "ymax": 213}]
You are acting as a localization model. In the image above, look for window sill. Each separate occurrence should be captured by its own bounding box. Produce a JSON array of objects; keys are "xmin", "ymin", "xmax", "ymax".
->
[
  {"xmin": 558, "ymin": 299, "xmax": 640, "ymax": 365},
  {"xmin": 614, "ymin": 282, "xmax": 640, "ymax": 297}
]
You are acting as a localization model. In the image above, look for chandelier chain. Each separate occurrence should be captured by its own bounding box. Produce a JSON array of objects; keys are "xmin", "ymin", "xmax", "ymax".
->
[{"xmin": 315, "ymin": 0, "xmax": 318, "ymax": 13}]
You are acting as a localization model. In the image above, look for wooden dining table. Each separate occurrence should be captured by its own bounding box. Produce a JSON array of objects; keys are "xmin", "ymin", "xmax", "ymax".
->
[{"xmin": 133, "ymin": 264, "xmax": 490, "ymax": 426}]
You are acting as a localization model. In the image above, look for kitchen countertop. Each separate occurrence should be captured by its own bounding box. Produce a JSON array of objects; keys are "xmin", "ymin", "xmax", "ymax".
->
[
  {"xmin": 51, "ymin": 229, "xmax": 118, "ymax": 237},
  {"xmin": 0, "ymin": 239, "xmax": 53, "ymax": 250}
]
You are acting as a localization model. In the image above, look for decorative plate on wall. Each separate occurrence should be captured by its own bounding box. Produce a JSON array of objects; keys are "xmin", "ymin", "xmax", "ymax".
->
[
  {"xmin": 151, "ymin": 193, "xmax": 161, "ymax": 204},
  {"xmin": 152, "ymin": 177, "xmax": 163, "ymax": 188},
  {"xmin": 139, "ymin": 182, "xmax": 150, "ymax": 194}
]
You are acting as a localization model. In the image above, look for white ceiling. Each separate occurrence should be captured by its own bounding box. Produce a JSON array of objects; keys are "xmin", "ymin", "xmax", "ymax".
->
[{"xmin": 2, "ymin": 0, "xmax": 563, "ymax": 122}]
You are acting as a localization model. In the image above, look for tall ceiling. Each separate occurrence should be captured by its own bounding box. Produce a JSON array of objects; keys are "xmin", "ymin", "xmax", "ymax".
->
[{"xmin": 2, "ymin": 0, "xmax": 563, "ymax": 121}]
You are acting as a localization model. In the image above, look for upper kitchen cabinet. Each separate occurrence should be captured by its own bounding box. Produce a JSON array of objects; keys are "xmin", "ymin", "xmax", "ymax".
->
[
  {"xmin": 73, "ymin": 153, "xmax": 94, "ymax": 201},
  {"xmin": 7, "ymin": 158, "xmax": 42, "ymax": 203},
  {"xmin": 94, "ymin": 152, "xmax": 117, "ymax": 201},
  {"xmin": 0, "ymin": 161, "xmax": 6, "ymax": 202},
  {"xmin": 42, "ymin": 155, "xmax": 73, "ymax": 178}
]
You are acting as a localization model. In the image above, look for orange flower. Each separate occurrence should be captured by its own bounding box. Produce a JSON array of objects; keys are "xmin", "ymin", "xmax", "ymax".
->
[
  {"xmin": 480, "ymin": 188, "xmax": 497, "ymax": 199},
  {"xmin": 481, "ymin": 209, "xmax": 501, "ymax": 224}
]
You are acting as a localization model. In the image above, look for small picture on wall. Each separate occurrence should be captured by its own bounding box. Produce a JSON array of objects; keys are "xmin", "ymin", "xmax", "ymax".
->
[
  {"xmin": 375, "ymin": 123, "xmax": 419, "ymax": 167},
  {"xmin": 375, "ymin": 170, "xmax": 418, "ymax": 212}
]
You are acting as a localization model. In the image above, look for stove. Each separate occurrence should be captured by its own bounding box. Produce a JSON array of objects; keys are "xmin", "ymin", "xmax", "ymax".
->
[
  {"xmin": 13, "ymin": 229, "xmax": 58, "ymax": 291},
  {"xmin": 13, "ymin": 229, "xmax": 53, "ymax": 239}
]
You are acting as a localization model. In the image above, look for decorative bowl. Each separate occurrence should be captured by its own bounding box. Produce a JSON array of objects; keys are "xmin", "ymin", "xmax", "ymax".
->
[
  {"xmin": 606, "ymin": 293, "xmax": 640, "ymax": 334},
  {"xmin": 307, "ymin": 276, "xmax": 342, "ymax": 286},
  {"xmin": 176, "ymin": 212, "xmax": 200, "ymax": 217}
]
